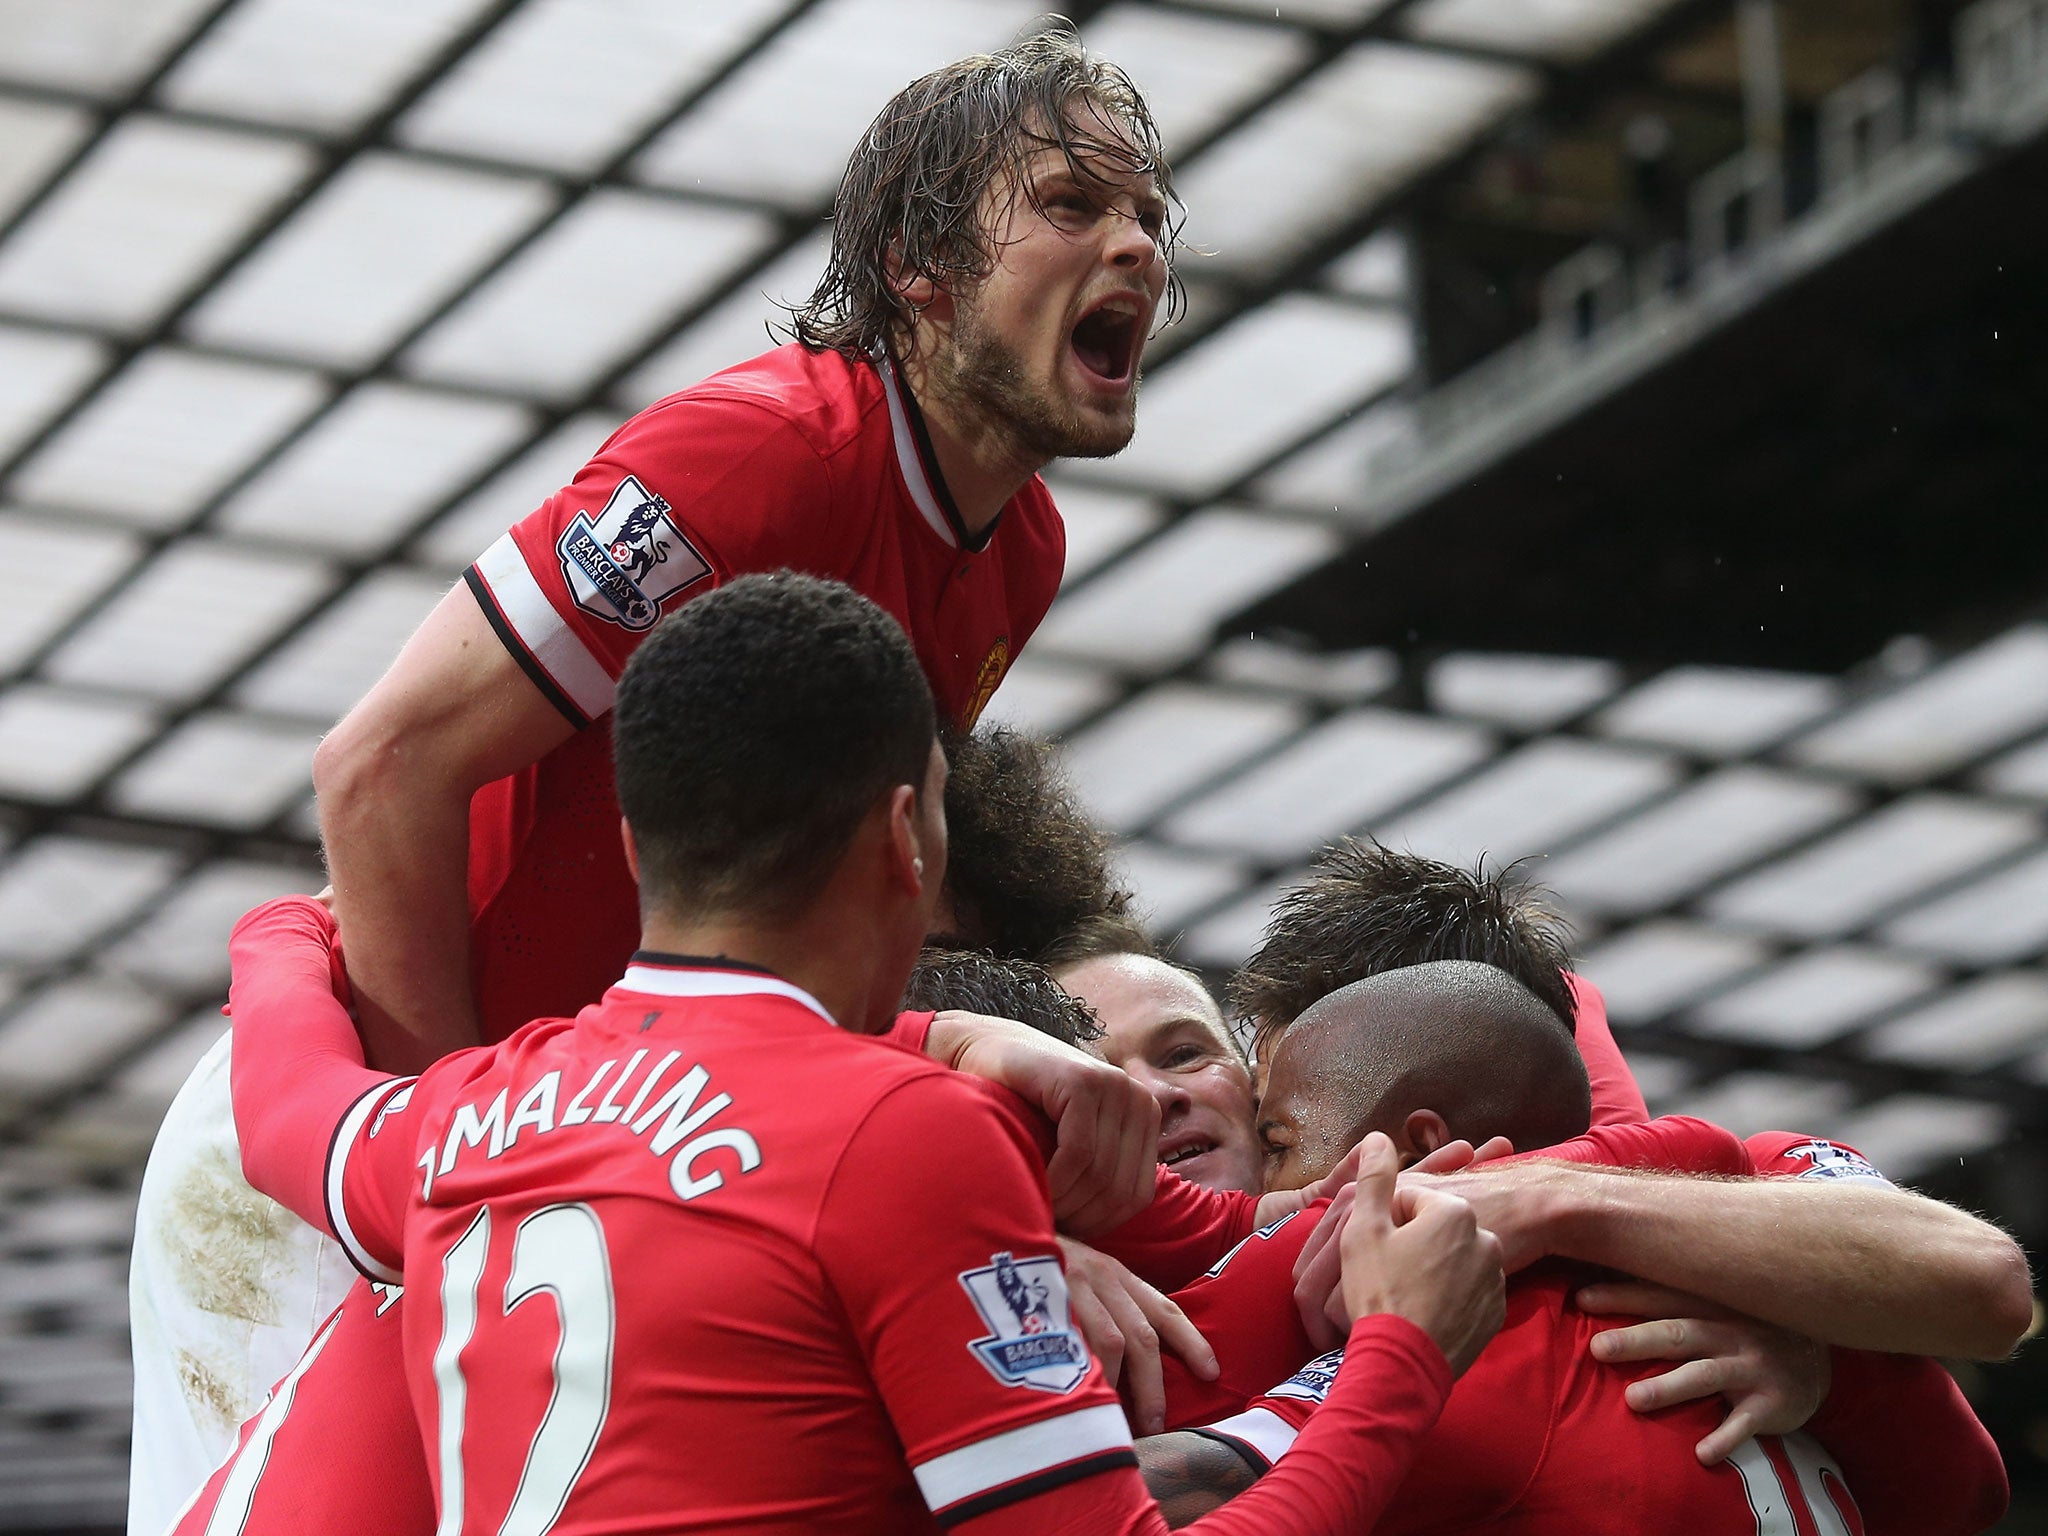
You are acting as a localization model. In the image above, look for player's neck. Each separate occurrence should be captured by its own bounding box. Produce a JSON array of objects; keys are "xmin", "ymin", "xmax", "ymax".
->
[
  {"xmin": 639, "ymin": 907, "xmax": 909, "ymax": 1037},
  {"xmin": 893, "ymin": 343, "xmax": 1039, "ymax": 540}
]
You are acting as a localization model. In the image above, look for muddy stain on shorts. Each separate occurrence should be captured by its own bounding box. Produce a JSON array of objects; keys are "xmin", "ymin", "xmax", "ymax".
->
[
  {"xmin": 162, "ymin": 1141, "xmax": 299, "ymax": 1326},
  {"xmin": 176, "ymin": 1344, "xmax": 248, "ymax": 1432}
]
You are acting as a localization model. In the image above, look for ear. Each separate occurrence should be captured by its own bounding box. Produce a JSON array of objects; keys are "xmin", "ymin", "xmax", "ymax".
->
[
  {"xmin": 885, "ymin": 243, "xmax": 940, "ymax": 314},
  {"xmin": 883, "ymin": 783, "xmax": 930, "ymax": 897},
  {"xmin": 619, "ymin": 818, "xmax": 640, "ymax": 885},
  {"xmin": 1401, "ymin": 1108, "xmax": 1452, "ymax": 1162}
]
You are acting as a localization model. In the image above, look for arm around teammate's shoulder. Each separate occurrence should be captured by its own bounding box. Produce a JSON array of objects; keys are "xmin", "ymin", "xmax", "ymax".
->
[{"xmin": 313, "ymin": 578, "xmax": 577, "ymax": 1072}]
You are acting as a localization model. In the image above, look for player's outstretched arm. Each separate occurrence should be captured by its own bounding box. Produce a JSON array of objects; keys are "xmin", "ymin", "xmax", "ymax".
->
[
  {"xmin": 1413, "ymin": 1160, "xmax": 2033, "ymax": 1360},
  {"xmin": 227, "ymin": 896, "xmax": 401, "ymax": 1232},
  {"xmin": 312, "ymin": 580, "xmax": 576, "ymax": 1073}
]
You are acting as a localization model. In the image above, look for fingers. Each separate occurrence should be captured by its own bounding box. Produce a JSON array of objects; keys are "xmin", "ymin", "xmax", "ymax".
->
[
  {"xmin": 1063, "ymin": 1268, "xmax": 1125, "ymax": 1389},
  {"xmin": 1291, "ymin": 1193, "xmax": 1351, "ymax": 1354},
  {"xmin": 1622, "ymin": 1358, "xmax": 1728, "ymax": 1413},
  {"xmin": 1468, "ymin": 1135, "xmax": 1515, "ymax": 1165},
  {"xmin": 1350, "ymin": 1131, "xmax": 1400, "ymax": 1231},
  {"xmin": 1592, "ymin": 1316, "xmax": 1735, "ymax": 1365},
  {"xmin": 1578, "ymin": 1281, "xmax": 1728, "ymax": 1322},
  {"xmin": 1047, "ymin": 1072, "xmax": 1159, "ymax": 1236},
  {"xmin": 1409, "ymin": 1139, "xmax": 1477, "ymax": 1175},
  {"xmin": 1695, "ymin": 1404, "xmax": 1762, "ymax": 1467},
  {"xmin": 1141, "ymin": 1286, "xmax": 1219, "ymax": 1384},
  {"xmin": 1091, "ymin": 1266, "xmax": 1165, "ymax": 1436}
]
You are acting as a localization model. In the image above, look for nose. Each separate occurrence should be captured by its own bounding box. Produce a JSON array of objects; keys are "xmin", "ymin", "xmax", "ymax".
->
[
  {"xmin": 1132, "ymin": 1064, "xmax": 1190, "ymax": 1122},
  {"xmin": 1105, "ymin": 208, "xmax": 1160, "ymax": 276}
]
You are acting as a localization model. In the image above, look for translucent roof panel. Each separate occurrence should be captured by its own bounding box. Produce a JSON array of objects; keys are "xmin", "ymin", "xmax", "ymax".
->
[
  {"xmin": 1401, "ymin": 0, "xmax": 1680, "ymax": 63},
  {"xmin": 1788, "ymin": 627, "xmax": 2048, "ymax": 784},
  {"xmin": 1701, "ymin": 794, "xmax": 2039, "ymax": 940},
  {"xmin": 0, "ymin": 97, "xmax": 96, "ymax": 226},
  {"xmin": 413, "ymin": 410, "xmax": 623, "ymax": 568},
  {"xmin": 1078, "ymin": 5, "xmax": 1312, "ymax": 154},
  {"xmin": 42, "ymin": 541, "xmax": 335, "ymax": 706},
  {"xmin": 0, "ymin": 977, "xmax": 170, "ymax": 1102},
  {"xmin": 976, "ymin": 656, "xmax": 1118, "ymax": 739},
  {"xmin": 1690, "ymin": 946, "xmax": 1938, "ymax": 1047},
  {"xmin": 1099, "ymin": 296, "xmax": 1414, "ymax": 497},
  {"xmin": 0, "ymin": 117, "xmax": 315, "ymax": 335},
  {"xmin": 108, "ymin": 711, "xmax": 325, "ymax": 831},
  {"xmin": 1203, "ymin": 638, "xmax": 1399, "ymax": 704},
  {"xmin": 1164, "ymin": 708, "xmax": 1496, "ymax": 861},
  {"xmin": 111, "ymin": 1008, "xmax": 227, "ymax": 1107},
  {"xmin": 1063, "ymin": 683, "xmax": 1307, "ymax": 833},
  {"xmin": 1031, "ymin": 507, "xmax": 1338, "ymax": 672},
  {"xmin": 1376, "ymin": 736, "xmax": 1681, "ymax": 870},
  {"xmin": 102, "ymin": 860, "xmax": 314, "ymax": 993},
  {"xmin": 0, "ymin": 514, "xmax": 139, "ymax": 673},
  {"xmin": 1829, "ymin": 1095, "xmax": 2008, "ymax": 1181},
  {"xmin": 186, "ymin": 154, "xmax": 559, "ymax": 371},
  {"xmin": 160, "ymin": 0, "xmax": 496, "ymax": 136},
  {"xmin": 1593, "ymin": 665, "xmax": 1841, "ymax": 757},
  {"xmin": 1976, "ymin": 734, "xmax": 2048, "ymax": 801},
  {"xmin": 1864, "ymin": 974, "xmax": 2048, "ymax": 1072},
  {"xmin": 1039, "ymin": 480, "xmax": 1165, "ymax": 582},
  {"xmin": 402, "ymin": 190, "xmax": 776, "ymax": 402},
  {"xmin": 1181, "ymin": 872, "xmax": 1297, "ymax": 972},
  {"xmin": 216, "ymin": 383, "xmax": 536, "ymax": 557},
  {"xmin": 1252, "ymin": 398, "xmax": 1419, "ymax": 515},
  {"xmin": 397, "ymin": 0, "xmax": 788, "ymax": 175},
  {"xmin": 0, "ymin": 0, "xmax": 217, "ymax": 98},
  {"xmin": 0, "ymin": 687, "xmax": 158, "ymax": 804},
  {"xmin": 1879, "ymin": 846, "xmax": 2048, "ymax": 966},
  {"xmin": 633, "ymin": 0, "xmax": 1037, "ymax": 208},
  {"xmin": 1427, "ymin": 652, "xmax": 1624, "ymax": 731},
  {"xmin": 0, "ymin": 327, "xmax": 109, "ymax": 463},
  {"xmin": 1197, "ymin": 0, "xmax": 1400, "ymax": 25},
  {"xmin": 8, "ymin": 350, "xmax": 331, "ymax": 531},
  {"xmin": 617, "ymin": 229, "xmax": 831, "ymax": 407},
  {"xmin": 1576, "ymin": 920, "xmax": 1771, "ymax": 1023},
  {"xmin": 0, "ymin": 838, "xmax": 185, "ymax": 966},
  {"xmin": 1322, "ymin": 229, "xmax": 1412, "ymax": 304},
  {"xmin": 1665, "ymin": 1070, "xmax": 1854, "ymax": 1140},
  {"xmin": 1175, "ymin": 42, "xmax": 1535, "ymax": 273},
  {"xmin": 1116, "ymin": 840, "xmax": 1253, "ymax": 936},
  {"xmin": 1542, "ymin": 766, "xmax": 1859, "ymax": 917},
  {"xmin": 233, "ymin": 568, "xmax": 447, "ymax": 721}
]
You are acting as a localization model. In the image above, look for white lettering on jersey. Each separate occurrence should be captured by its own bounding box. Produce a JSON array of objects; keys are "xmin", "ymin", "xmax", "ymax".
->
[{"xmin": 429, "ymin": 1052, "xmax": 760, "ymax": 1204}]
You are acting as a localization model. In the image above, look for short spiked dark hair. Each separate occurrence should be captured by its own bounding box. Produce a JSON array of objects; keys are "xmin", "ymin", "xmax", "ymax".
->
[
  {"xmin": 788, "ymin": 21, "xmax": 1182, "ymax": 358},
  {"xmin": 612, "ymin": 572, "xmax": 936, "ymax": 922},
  {"xmin": 1233, "ymin": 839, "xmax": 1577, "ymax": 1067}
]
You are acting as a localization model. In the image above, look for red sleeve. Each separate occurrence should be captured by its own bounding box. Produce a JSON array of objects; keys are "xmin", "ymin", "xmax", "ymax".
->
[
  {"xmin": 1807, "ymin": 1349, "xmax": 2006, "ymax": 1536},
  {"xmin": 228, "ymin": 898, "xmax": 407, "ymax": 1237},
  {"xmin": 464, "ymin": 396, "xmax": 838, "ymax": 728},
  {"xmin": 883, "ymin": 1009, "xmax": 936, "ymax": 1055},
  {"xmin": 1157, "ymin": 1207, "xmax": 1325, "ymax": 1431},
  {"xmin": 1090, "ymin": 1168, "xmax": 1262, "ymax": 1293},
  {"xmin": 1566, "ymin": 972, "xmax": 1648, "ymax": 1126},
  {"xmin": 961, "ymin": 1319, "xmax": 1451, "ymax": 1536},
  {"xmin": 1500, "ymin": 1114, "xmax": 1752, "ymax": 1177},
  {"xmin": 1745, "ymin": 1131, "xmax": 1893, "ymax": 1186},
  {"xmin": 172, "ymin": 1280, "xmax": 432, "ymax": 1536},
  {"xmin": 813, "ymin": 1076, "xmax": 1134, "ymax": 1526}
]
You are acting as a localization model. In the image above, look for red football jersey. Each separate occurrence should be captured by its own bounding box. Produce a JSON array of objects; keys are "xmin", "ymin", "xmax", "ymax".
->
[{"xmin": 459, "ymin": 343, "xmax": 1066, "ymax": 1042}]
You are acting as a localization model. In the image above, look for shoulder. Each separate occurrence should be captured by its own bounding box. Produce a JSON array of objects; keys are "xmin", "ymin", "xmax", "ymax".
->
[
  {"xmin": 622, "ymin": 344, "xmax": 878, "ymax": 464},
  {"xmin": 1744, "ymin": 1131, "xmax": 1891, "ymax": 1184}
]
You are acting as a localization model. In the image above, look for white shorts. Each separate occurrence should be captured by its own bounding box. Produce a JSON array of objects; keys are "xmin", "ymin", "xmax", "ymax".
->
[{"xmin": 127, "ymin": 1031, "xmax": 360, "ymax": 1536}]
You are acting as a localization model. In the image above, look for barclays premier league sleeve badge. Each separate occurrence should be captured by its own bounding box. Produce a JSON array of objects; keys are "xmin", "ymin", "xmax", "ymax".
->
[
  {"xmin": 957, "ymin": 1252, "xmax": 1090, "ymax": 1393},
  {"xmin": 556, "ymin": 476, "xmax": 711, "ymax": 630}
]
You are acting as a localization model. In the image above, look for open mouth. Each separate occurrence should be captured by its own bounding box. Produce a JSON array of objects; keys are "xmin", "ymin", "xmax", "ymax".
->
[
  {"xmin": 1070, "ymin": 296, "xmax": 1143, "ymax": 386},
  {"xmin": 1160, "ymin": 1137, "xmax": 1216, "ymax": 1170}
]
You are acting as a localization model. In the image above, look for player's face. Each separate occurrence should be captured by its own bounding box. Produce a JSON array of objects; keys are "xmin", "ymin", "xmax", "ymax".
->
[
  {"xmin": 1255, "ymin": 1038, "xmax": 1364, "ymax": 1194},
  {"xmin": 926, "ymin": 109, "xmax": 1168, "ymax": 464},
  {"xmin": 1054, "ymin": 954, "xmax": 1262, "ymax": 1195}
]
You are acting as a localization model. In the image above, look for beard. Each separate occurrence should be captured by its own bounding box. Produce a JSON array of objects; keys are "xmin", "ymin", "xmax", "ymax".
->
[{"xmin": 929, "ymin": 301, "xmax": 1140, "ymax": 464}]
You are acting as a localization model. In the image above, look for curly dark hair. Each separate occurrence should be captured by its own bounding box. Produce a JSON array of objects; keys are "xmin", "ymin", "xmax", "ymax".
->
[
  {"xmin": 904, "ymin": 949, "xmax": 1103, "ymax": 1048},
  {"xmin": 1232, "ymin": 839, "xmax": 1577, "ymax": 1067},
  {"xmin": 614, "ymin": 573, "xmax": 933, "ymax": 922},
  {"xmin": 787, "ymin": 20, "xmax": 1183, "ymax": 358},
  {"xmin": 937, "ymin": 724, "xmax": 1132, "ymax": 963}
]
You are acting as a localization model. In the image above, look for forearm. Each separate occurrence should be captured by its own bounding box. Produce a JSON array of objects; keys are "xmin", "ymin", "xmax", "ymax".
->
[
  {"xmin": 315, "ymin": 728, "xmax": 480, "ymax": 1072},
  {"xmin": 228, "ymin": 899, "xmax": 400, "ymax": 1230},
  {"xmin": 1545, "ymin": 1168, "xmax": 2033, "ymax": 1358}
]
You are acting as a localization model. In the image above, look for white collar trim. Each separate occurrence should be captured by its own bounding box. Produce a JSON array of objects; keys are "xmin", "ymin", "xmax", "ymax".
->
[
  {"xmin": 618, "ymin": 965, "xmax": 838, "ymax": 1028},
  {"xmin": 874, "ymin": 349, "xmax": 958, "ymax": 548}
]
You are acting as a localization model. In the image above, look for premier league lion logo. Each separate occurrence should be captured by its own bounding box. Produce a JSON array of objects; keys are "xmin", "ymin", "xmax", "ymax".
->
[
  {"xmin": 958, "ymin": 1252, "xmax": 1088, "ymax": 1392},
  {"xmin": 556, "ymin": 475, "xmax": 711, "ymax": 631}
]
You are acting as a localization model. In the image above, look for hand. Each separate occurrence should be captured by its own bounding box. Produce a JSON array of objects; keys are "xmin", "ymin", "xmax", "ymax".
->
[
  {"xmin": 1288, "ymin": 1138, "xmax": 1517, "ymax": 1351},
  {"xmin": 1580, "ymin": 1281, "xmax": 1831, "ymax": 1465},
  {"xmin": 931, "ymin": 1011, "xmax": 1161, "ymax": 1236},
  {"xmin": 1398, "ymin": 1159, "xmax": 1574, "ymax": 1274},
  {"xmin": 1337, "ymin": 1133, "xmax": 1505, "ymax": 1376},
  {"xmin": 1058, "ymin": 1237, "xmax": 1219, "ymax": 1437}
]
